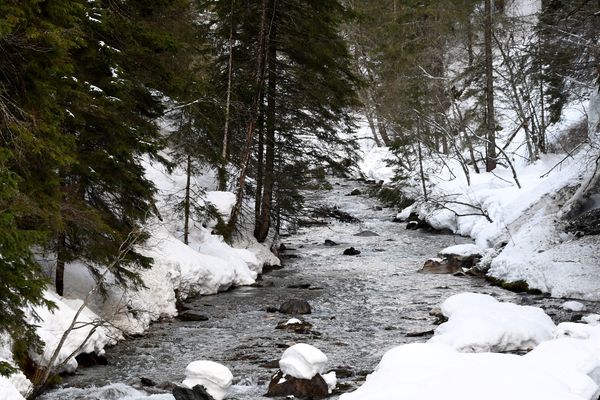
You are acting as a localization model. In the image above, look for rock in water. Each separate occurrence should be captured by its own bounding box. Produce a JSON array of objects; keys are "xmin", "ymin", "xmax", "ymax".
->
[
  {"xmin": 181, "ymin": 361, "xmax": 233, "ymax": 400},
  {"xmin": 348, "ymin": 189, "xmax": 362, "ymax": 196},
  {"xmin": 354, "ymin": 230, "xmax": 379, "ymax": 237},
  {"xmin": 173, "ymin": 385, "xmax": 215, "ymax": 400},
  {"xmin": 279, "ymin": 299, "xmax": 312, "ymax": 314},
  {"xmin": 276, "ymin": 318, "xmax": 314, "ymax": 334},
  {"xmin": 324, "ymin": 239, "xmax": 338, "ymax": 246},
  {"xmin": 343, "ymin": 247, "xmax": 361, "ymax": 256},
  {"xmin": 420, "ymin": 258, "xmax": 460, "ymax": 274},
  {"xmin": 266, "ymin": 370, "xmax": 329, "ymax": 399},
  {"xmin": 179, "ymin": 311, "xmax": 209, "ymax": 322}
]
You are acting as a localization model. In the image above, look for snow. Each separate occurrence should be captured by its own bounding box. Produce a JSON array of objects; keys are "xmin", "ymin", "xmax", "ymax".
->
[
  {"xmin": 438, "ymin": 243, "xmax": 483, "ymax": 258},
  {"xmin": 583, "ymin": 314, "xmax": 600, "ymax": 325},
  {"xmin": 285, "ymin": 318, "xmax": 302, "ymax": 325},
  {"xmin": 322, "ymin": 371, "xmax": 337, "ymax": 394},
  {"xmin": 30, "ymin": 291, "xmax": 117, "ymax": 373},
  {"xmin": 564, "ymin": 301, "xmax": 587, "ymax": 312},
  {"xmin": 428, "ymin": 293, "xmax": 555, "ymax": 352},
  {"xmin": 279, "ymin": 344, "xmax": 328, "ymax": 380},
  {"xmin": 182, "ymin": 360, "xmax": 233, "ymax": 400},
  {"xmin": 0, "ymin": 337, "xmax": 30, "ymax": 399},
  {"xmin": 357, "ymin": 146, "xmax": 395, "ymax": 183},
  {"xmin": 340, "ymin": 342, "xmax": 599, "ymax": 400}
]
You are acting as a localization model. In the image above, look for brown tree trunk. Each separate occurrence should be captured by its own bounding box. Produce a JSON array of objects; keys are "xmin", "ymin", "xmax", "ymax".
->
[
  {"xmin": 56, "ymin": 231, "xmax": 66, "ymax": 296},
  {"xmin": 228, "ymin": 0, "xmax": 271, "ymax": 233},
  {"xmin": 255, "ymin": 92, "xmax": 265, "ymax": 227},
  {"xmin": 484, "ymin": 0, "xmax": 497, "ymax": 172},
  {"xmin": 183, "ymin": 154, "xmax": 191, "ymax": 245},
  {"xmin": 219, "ymin": 0, "xmax": 236, "ymax": 191},
  {"xmin": 255, "ymin": 17, "xmax": 277, "ymax": 242}
]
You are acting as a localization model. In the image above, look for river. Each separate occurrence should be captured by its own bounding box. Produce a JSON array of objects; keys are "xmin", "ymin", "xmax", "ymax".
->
[{"xmin": 39, "ymin": 178, "xmax": 592, "ymax": 400}]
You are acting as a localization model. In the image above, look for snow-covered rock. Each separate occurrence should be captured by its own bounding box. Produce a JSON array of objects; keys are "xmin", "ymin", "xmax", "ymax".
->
[
  {"xmin": 428, "ymin": 293, "xmax": 555, "ymax": 352},
  {"xmin": 182, "ymin": 360, "xmax": 233, "ymax": 400},
  {"xmin": 438, "ymin": 244, "xmax": 483, "ymax": 258},
  {"xmin": 340, "ymin": 342, "xmax": 598, "ymax": 400},
  {"xmin": 322, "ymin": 371, "xmax": 337, "ymax": 394},
  {"xmin": 279, "ymin": 343, "xmax": 328, "ymax": 380},
  {"xmin": 583, "ymin": 314, "xmax": 600, "ymax": 325},
  {"xmin": 563, "ymin": 301, "xmax": 587, "ymax": 312}
]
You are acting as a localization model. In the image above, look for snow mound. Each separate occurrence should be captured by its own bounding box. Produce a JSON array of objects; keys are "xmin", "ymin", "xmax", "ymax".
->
[
  {"xmin": 279, "ymin": 344, "xmax": 328, "ymax": 380},
  {"xmin": 31, "ymin": 291, "xmax": 117, "ymax": 373},
  {"xmin": 182, "ymin": 360, "xmax": 233, "ymax": 400},
  {"xmin": 564, "ymin": 301, "xmax": 587, "ymax": 312},
  {"xmin": 357, "ymin": 146, "xmax": 394, "ymax": 183},
  {"xmin": 428, "ymin": 292, "xmax": 555, "ymax": 352},
  {"xmin": 322, "ymin": 371, "xmax": 337, "ymax": 394},
  {"xmin": 0, "ymin": 377, "xmax": 25, "ymax": 400},
  {"xmin": 439, "ymin": 243, "xmax": 482, "ymax": 257},
  {"xmin": 340, "ymin": 342, "xmax": 598, "ymax": 400},
  {"xmin": 583, "ymin": 315, "xmax": 600, "ymax": 325}
]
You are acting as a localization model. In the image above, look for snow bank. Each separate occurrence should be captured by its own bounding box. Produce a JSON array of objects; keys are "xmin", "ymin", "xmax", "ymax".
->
[
  {"xmin": 182, "ymin": 360, "xmax": 233, "ymax": 400},
  {"xmin": 31, "ymin": 291, "xmax": 117, "ymax": 373},
  {"xmin": 428, "ymin": 293, "xmax": 555, "ymax": 352},
  {"xmin": 279, "ymin": 344, "xmax": 328, "ymax": 380},
  {"xmin": 0, "ymin": 336, "xmax": 30, "ymax": 399},
  {"xmin": 340, "ymin": 342, "xmax": 598, "ymax": 400}
]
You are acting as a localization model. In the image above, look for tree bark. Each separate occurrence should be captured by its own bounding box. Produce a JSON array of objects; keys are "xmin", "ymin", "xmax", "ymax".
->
[
  {"xmin": 219, "ymin": 0, "xmax": 236, "ymax": 191},
  {"xmin": 227, "ymin": 0, "xmax": 271, "ymax": 233},
  {"xmin": 55, "ymin": 231, "xmax": 66, "ymax": 296},
  {"xmin": 183, "ymin": 154, "xmax": 191, "ymax": 245},
  {"xmin": 484, "ymin": 0, "xmax": 497, "ymax": 172},
  {"xmin": 255, "ymin": 92, "xmax": 265, "ymax": 227},
  {"xmin": 255, "ymin": 16, "xmax": 277, "ymax": 242}
]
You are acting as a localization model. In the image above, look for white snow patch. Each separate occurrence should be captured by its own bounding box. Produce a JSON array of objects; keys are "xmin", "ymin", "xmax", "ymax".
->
[
  {"xmin": 438, "ymin": 243, "xmax": 483, "ymax": 257},
  {"xmin": 428, "ymin": 292, "xmax": 555, "ymax": 352},
  {"xmin": 182, "ymin": 360, "xmax": 233, "ymax": 400},
  {"xmin": 322, "ymin": 371, "xmax": 337, "ymax": 394},
  {"xmin": 563, "ymin": 301, "xmax": 587, "ymax": 312},
  {"xmin": 340, "ymin": 342, "xmax": 598, "ymax": 400},
  {"xmin": 279, "ymin": 343, "xmax": 328, "ymax": 380}
]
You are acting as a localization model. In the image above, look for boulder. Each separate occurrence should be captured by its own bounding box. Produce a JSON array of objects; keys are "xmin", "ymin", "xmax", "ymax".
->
[
  {"xmin": 343, "ymin": 247, "xmax": 361, "ymax": 256},
  {"xmin": 279, "ymin": 299, "xmax": 312, "ymax": 315},
  {"xmin": 419, "ymin": 258, "xmax": 461, "ymax": 274},
  {"xmin": 438, "ymin": 244, "xmax": 483, "ymax": 270},
  {"xmin": 173, "ymin": 385, "xmax": 215, "ymax": 400},
  {"xmin": 353, "ymin": 230, "xmax": 379, "ymax": 237},
  {"xmin": 266, "ymin": 370, "xmax": 329, "ymax": 399},
  {"xmin": 348, "ymin": 189, "xmax": 362, "ymax": 196},
  {"xmin": 324, "ymin": 239, "xmax": 338, "ymax": 246}
]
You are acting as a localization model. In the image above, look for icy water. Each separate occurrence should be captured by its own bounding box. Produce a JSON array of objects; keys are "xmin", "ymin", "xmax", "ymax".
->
[{"xmin": 40, "ymin": 179, "xmax": 597, "ymax": 400}]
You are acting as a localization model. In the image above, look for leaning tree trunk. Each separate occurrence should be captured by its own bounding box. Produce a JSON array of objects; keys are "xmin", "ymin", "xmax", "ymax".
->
[
  {"xmin": 227, "ymin": 0, "xmax": 271, "ymax": 233},
  {"xmin": 183, "ymin": 154, "xmax": 192, "ymax": 245}
]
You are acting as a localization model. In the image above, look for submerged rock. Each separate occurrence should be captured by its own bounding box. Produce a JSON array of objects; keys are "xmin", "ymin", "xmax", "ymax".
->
[
  {"xmin": 353, "ymin": 230, "xmax": 379, "ymax": 237},
  {"xmin": 179, "ymin": 311, "xmax": 209, "ymax": 322},
  {"xmin": 279, "ymin": 299, "xmax": 312, "ymax": 315},
  {"xmin": 343, "ymin": 247, "xmax": 361, "ymax": 256}
]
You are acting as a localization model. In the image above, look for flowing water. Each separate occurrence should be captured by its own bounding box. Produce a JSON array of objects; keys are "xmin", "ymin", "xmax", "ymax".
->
[{"xmin": 39, "ymin": 178, "xmax": 596, "ymax": 400}]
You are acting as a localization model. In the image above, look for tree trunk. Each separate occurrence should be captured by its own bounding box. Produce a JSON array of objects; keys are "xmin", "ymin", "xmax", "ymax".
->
[
  {"xmin": 484, "ymin": 0, "xmax": 497, "ymax": 172},
  {"xmin": 183, "ymin": 154, "xmax": 191, "ymax": 245},
  {"xmin": 219, "ymin": 0, "xmax": 236, "ymax": 191},
  {"xmin": 365, "ymin": 108, "xmax": 382, "ymax": 147},
  {"xmin": 255, "ymin": 17, "xmax": 277, "ymax": 242},
  {"xmin": 55, "ymin": 231, "xmax": 66, "ymax": 296},
  {"xmin": 255, "ymin": 92, "xmax": 265, "ymax": 227},
  {"xmin": 228, "ymin": 0, "xmax": 271, "ymax": 233}
]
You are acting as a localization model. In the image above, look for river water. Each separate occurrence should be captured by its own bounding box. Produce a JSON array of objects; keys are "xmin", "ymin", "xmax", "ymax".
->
[{"xmin": 39, "ymin": 179, "xmax": 595, "ymax": 400}]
